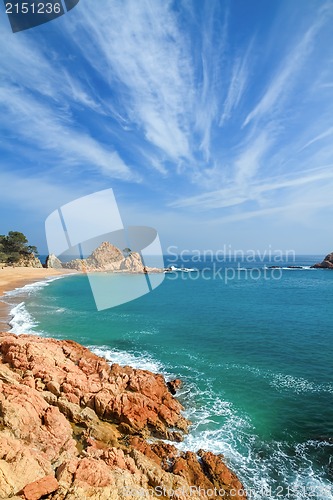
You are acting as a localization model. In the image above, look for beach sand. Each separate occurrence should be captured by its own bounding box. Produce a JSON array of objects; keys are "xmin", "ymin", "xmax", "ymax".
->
[{"xmin": 0, "ymin": 267, "xmax": 75, "ymax": 331}]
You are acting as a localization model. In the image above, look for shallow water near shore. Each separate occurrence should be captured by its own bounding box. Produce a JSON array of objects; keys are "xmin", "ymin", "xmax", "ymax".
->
[{"xmin": 6, "ymin": 255, "xmax": 333, "ymax": 499}]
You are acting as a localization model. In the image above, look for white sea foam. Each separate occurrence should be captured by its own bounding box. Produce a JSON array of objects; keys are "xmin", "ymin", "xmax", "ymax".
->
[
  {"xmin": 225, "ymin": 363, "xmax": 333, "ymax": 395},
  {"xmin": 4, "ymin": 275, "xmax": 65, "ymax": 298},
  {"xmin": 9, "ymin": 302, "xmax": 39, "ymax": 334},
  {"xmin": 153, "ymin": 364, "xmax": 333, "ymax": 500},
  {"xmin": 270, "ymin": 373, "xmax": 333, "ymax": 394},
  {"xmin": 173, "ymin": 394, "xmax": 333, "ymax": 500},
  {"xmin": 166, "ymin": 265, "xmax": 196, "ymax": 272},
  {"xmin": 4, "ymin": 274, "xmax": 73, "ymax": 334},
  {"xmin": 280, "ymin": 266, "xmax": 315, "ymax": 271},
  {"xmin": 89, "ymin": 345, "xmax": 170, "ymax": 376}
]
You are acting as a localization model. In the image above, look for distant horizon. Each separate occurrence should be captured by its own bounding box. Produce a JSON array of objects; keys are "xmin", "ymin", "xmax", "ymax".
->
[{"xmin": 36, "ymin": 250, "xmax": 329, "ymax": 258}]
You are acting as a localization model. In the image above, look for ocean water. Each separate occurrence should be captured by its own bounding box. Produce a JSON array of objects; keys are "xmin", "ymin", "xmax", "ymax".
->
[{"xmin": 5, "ymin": 256, "xmax": 333, "ymax": 499}]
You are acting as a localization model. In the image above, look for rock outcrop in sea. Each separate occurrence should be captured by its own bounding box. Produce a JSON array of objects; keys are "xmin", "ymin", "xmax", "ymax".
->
[
  {"xmin": 45, "ymin": 254, "xmax": 63, "ymax": 269},
  {"xmin": 0, "ymin": 332, "xmax": 246, "ymax": 500},
  {"xmin": 46, "ymin": 242, "xmax": 162, "ymax": 274},
  {"xmin": 311, "ymin": 252, "xmax": 333, "ymax": 269}
]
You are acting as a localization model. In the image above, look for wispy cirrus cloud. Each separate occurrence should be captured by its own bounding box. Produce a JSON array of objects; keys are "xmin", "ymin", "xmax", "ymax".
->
[
  {"xmin": 300, "ymin": 126, "xmax": 333, "ymax": 151},
  {"xmin": 0, "ymin": 84, "xmax": 135, "ymax": 181},
  {"xmin": 0, "ymin": 14, "xmax": 135, "ymax": 182},
  {"xmin": 62, "ymin": 0, "xmax": 232, "ymax": 168},
  {"xmin": 193, "ymin": 1, "xmax": 228, "ymax": 161},
  {"xmin": 219, "ymin": 41, "xmax": 253, "ymax": 127},
  {"xmin": 234, "ymin": 130, "xmax": 273, "ymax": 187},
  {"xmin": 243, "ymin": 7, "xmax": 331, "ymax": 128},
  {"xmin": 170, "ymin": 164, "xmax": 333, "ymax": 211},
  {"xmin": 0, "ymin": 17, "xmax": 101, "ymax": 111},
  {"xmin": 66, "ymin": 0, "xmax": 195, "ymax": 163}
]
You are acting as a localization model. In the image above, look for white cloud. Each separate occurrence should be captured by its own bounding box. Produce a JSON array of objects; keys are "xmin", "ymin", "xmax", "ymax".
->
[
  {"xmin": 0, "ymin": 14, "xmax": 136, "ymax": 182},
  {"xmin": 234, "ymin": 130, "xmax": 272, "ymax": 187},
  {"xmin": 193, "ymin": 1, "xmax": 228, "ymax": 160},
  {"xmin": 170, "ymin": 164, "xmax": 333, "ymax": 210},
  {"xmin": 0, "ymin": 16, "xmax": 101, "ymax": 110},
  {"xmin": 300, "ymin": 126, "xmax": 333, "ymax": 151},
  {"xmin": 220, "ymin": 42, "xmax": 252, "ymax": 126},
  {"xmin": 63, "ymin": 72, "xmax": 105, "ymax": 113},
  {"xmin": 65, "ymin": 0, "xmax": 195, "ymax": 163},
  {"xmin": 243, "ymin": 11, "xmax": 330, "ymax": 127},
  {"xmin": 62, "ymin": 0, "xmax": 231, "ymax": 167},
  {"xmin": 1, "ymin": 0, "xmax": 333, "ymax": 253},
  {"xmin": 0, "ymin": 84, "xmax": 136, "ymax": 181}
]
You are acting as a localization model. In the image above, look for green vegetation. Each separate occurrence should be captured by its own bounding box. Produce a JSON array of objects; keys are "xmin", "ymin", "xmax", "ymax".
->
[{"xmin": 0, "ymin": 231, "xmax": 38, "ymax": 264}]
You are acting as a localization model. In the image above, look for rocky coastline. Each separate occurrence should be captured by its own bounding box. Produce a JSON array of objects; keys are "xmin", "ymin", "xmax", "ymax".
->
[{"xmin": 0, "ymin": 332, "xmax": 246, "ymax": 500}]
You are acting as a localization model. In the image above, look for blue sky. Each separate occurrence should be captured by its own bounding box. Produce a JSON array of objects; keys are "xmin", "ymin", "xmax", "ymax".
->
[{"xmin": 1, "ymin": 0, "xmax": 333, "ymax": 254}]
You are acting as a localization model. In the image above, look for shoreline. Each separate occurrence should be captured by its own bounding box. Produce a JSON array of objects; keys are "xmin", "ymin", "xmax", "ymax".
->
[
  {"xmin": 0, "ymin": 267, "xmax": 77, "ymax": 331},
  {"xmin": 0, "ymin": 266, "xmax": 248, "ymax": 498}
]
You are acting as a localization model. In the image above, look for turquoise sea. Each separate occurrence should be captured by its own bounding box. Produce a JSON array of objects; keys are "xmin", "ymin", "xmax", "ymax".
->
[{"xmin": 5, "ymin": 255, "xmax": 333, "ymax": 500}]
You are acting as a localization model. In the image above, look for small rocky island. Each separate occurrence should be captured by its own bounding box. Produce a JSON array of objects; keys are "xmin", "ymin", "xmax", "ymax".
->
[
  {"xmin": 311, "ymin": 252, "xmax": 333, "ymax": 269},
  {"xmin": 46, "ymin": 242, "xmax": 164, "ymax": 274}
]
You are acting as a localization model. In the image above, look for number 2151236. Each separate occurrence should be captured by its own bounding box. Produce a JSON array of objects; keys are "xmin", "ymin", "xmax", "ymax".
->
[{"xmin": 6, "ymin": 3, "xmax": 62, "ymax": 15}]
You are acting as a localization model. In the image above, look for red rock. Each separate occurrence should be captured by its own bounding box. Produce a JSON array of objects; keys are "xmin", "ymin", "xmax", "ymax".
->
[
  {"xmin": 74, "ymin": 457, "xmax": 113, "ymax": 487},
  {"xmin": 199, "ymin": 450, "xmax": 247, "ymax": 499},
  {"xmin": 0, "ymin": 332, "xmax": 247, "ymax": 499},
  {"xmin": 21, "ymin": 474, "xmax": 58, "ymax": 500},
  {"xmin": 129, "ymin": 436, "xmax": 162, "ymax": 466}
]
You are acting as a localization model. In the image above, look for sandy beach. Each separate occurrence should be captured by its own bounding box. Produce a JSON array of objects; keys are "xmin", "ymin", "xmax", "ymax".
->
[{"xmin": 0, "ymin": 267, "xmax": 75, "ymax": 331}]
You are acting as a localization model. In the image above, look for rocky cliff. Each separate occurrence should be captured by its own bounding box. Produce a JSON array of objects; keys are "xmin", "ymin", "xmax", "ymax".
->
[
  {"xmin": 0, "ymin": 333, "xmax": 246, "ymax": 500},
  {"xmin": 45, "ymin": 255, "xmax": 63, "ymax": 269},
  {"xmin": 311, "ymin": 252, "xmax": 333, "ymax": 269},
  {"xmin": 47, "ymin": 242, "xmax": 162, "ymax": 274},
  {"xmin": 16, "ymin": 254, "xmax": 43, "ymax": 268}
]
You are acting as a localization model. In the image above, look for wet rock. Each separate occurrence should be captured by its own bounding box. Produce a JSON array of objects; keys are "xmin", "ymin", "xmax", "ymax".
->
[
  {"xmin": 167, "ymin": 378, "xmax": 182, "ymax": 395},
  {"xmin": 312, "ymin": 252, "xmax": 333, "ymax": 268}
]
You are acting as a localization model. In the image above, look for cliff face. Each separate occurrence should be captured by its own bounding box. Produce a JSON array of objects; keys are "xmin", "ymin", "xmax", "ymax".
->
[
  {"xmin": 312, "ymin": 252, "xmax": 333, "ymax": 269},
  {"xmin": 45, "ymin": 255, "xmax": 63, "ymax": 269},
  {"xmin": 16, "ymin": 254, "xmax": 43, "ymax": 268},
  {"xmin": 0, "ymin": 333, "xmax": 246, "ymax": 500}
]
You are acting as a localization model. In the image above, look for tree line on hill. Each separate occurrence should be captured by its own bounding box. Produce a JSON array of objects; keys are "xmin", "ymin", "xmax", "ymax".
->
[{"xmin": 0, "ymin": 231, "xmax": 38, "ymax": 265}]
